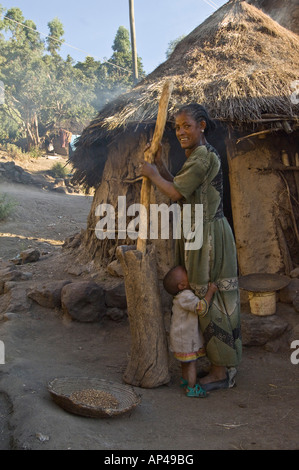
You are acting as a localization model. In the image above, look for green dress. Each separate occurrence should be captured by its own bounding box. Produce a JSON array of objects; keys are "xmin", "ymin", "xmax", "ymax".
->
[{"xmin": 173, "ymin": 144, "xmax": 242, "ymax": 368}]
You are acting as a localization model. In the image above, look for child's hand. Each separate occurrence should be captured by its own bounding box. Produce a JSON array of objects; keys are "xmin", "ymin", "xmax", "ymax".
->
[
  {"xmin": 202, "ymin": 282, "xmax": 218, "ymax": 308},
  {"xmin": 208, "ymin": 282, "xmax": 218, "ymax": 293}
]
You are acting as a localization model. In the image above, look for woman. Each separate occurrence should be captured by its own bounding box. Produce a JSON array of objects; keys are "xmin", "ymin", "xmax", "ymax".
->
[{"xmin": 141, "ymin": 103, "xmax": 242, "ymax": 391}]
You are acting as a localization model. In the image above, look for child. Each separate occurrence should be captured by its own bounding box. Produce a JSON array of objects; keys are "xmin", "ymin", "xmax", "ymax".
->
[{"xmin": 163, "ymin": 265, "xmax": 218, "ymax": 398}]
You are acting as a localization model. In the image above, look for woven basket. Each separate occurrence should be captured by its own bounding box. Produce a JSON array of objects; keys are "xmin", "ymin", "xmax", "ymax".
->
[{"xmin": 48, "ymin": 377, "xmax": 141, "ymax": 418}]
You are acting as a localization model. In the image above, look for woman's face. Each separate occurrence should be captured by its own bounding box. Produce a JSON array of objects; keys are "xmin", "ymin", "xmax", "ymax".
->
[{"xmin": 175, "ymin": 111, "xmax": 206, "ymax": 156}]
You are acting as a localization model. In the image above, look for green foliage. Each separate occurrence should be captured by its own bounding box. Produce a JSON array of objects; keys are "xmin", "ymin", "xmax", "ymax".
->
[
  {"xmin": 47, "ymin": 17, "xmax": 64, "ymax": 55},
  {"xmin": 166, "ymin": 35, "xmax": 185, "ymax": 59},
  {"xmin": 49, "ymin": 162, "xmax": 70, "ymax": 178},
  {"xmin": 112, "ymin": 25, "xmax": 131, "ymax": 54},
  {"xmin": 2, "ymin": 142, "xmax": 42, "ymax": 161},
  {"xmin": 28, "ymin": 146, "xmax": 43, "ymax": 158},
  {"xmin": 107, "ymin": 26, "xmax": 145, "ymax": 86},
  {"xmin": 2, "ymin": 142, "xmax": 42, "ymax": 160},
  {"xmin": 75, "ymin": 25, "xmax": 145, "ymax": 109},
  {"xmin": 0, "ymin": 5, "xmax": 146, "ymax": 148},
  {"xmin": 0, "ymin": 192, "xmax": 17, "ymax": 220},
  {"xmin": 0, "ymin": 109, "xmax": 22, "ymax": 141},
  {"xmin": 2, "ymin": 142, "xmax": 25, "ymax": 159}
]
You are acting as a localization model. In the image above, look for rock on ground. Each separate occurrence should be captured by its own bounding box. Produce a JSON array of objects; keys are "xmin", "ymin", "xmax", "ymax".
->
[{"xmin": 61, "ymin": 281, "xmax": 107, "ymax": 322}]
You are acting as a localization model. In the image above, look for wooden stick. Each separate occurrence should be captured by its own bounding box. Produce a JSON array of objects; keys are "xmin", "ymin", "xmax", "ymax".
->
[
  {"xmin": 236, "ymin": 128, "xmax": 282, "ymax": 144},
  {"xmin": 137, "ymin": 81, "xmax": 173, "ymax": 253}
]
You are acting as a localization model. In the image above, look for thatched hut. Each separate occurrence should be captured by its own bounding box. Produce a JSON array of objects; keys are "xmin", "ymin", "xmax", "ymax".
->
[{"xmin": 70, "ymin": 0, "xmax": 299, "ymax": 278}]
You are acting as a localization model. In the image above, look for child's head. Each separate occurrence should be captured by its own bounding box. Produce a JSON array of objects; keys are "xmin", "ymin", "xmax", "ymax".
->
[{"xmin": 163, "ymin": 266, "xmax": 190, "ymax": 296}]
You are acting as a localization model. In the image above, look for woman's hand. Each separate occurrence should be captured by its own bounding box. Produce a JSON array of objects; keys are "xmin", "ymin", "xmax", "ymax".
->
[
  {"xmin": 144, "ymin": 141, "xmax": 163, "ymax": 167},
  {"xmin": 140, "ymin": 161, "xmax": 159, "ymax": 180},
  {"xmin": 140, "ymin": 142, "xmax": 182, "ymax": 201}
]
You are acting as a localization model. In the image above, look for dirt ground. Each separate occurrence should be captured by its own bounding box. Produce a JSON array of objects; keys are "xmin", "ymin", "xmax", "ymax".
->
[{"xmin": 0, "ymin": 153, "xmax": 298, "ymax": 452}]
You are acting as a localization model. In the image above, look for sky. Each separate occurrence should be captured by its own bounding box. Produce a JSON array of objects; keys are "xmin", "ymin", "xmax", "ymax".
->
[{"xmin": 0, "ymin": 0, "xmax": 228, "ymax": 74}]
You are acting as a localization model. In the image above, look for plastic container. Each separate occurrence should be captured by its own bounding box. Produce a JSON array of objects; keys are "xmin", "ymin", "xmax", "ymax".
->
[{"xmin": 248, "ymin": 291, "xmax": 276, "ymax": 316}]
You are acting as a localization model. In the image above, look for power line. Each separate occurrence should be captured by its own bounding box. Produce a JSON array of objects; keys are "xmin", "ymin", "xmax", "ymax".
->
[
  {"xmin": 207, "ymin": 0, "xmax": 221, "ymax": 9},
  {"xmin": 201, "ymin": 0, "xmax": 218, "ymax": 11},
  {"xmin": 201, "ymin": 0, "xmax": 217, "ymax": 10},
  {"xmin": 3, "ymin": 15, "xmax": 132, "ymax": 74},
  {"xmin": 208, "ymin": 0, "xmax": 221, "ymax": 8}
]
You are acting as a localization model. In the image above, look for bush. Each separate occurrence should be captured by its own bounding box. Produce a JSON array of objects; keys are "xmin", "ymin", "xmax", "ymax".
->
[
  {"xmin": 2, "ymin": 143, "xmax": 43, "ymax": 160},
  {"xmin": 29, "ymin": 147, "xmax": 43, "ymax": 159},
  {"xmin": 3, "ymin": 143, "xmax": 25, "ymax": 160},
  {"xmin": 0, "ymin": 192, "xmax": 17, "ymax": 220},
  {"xmin": 49, "ymin": 162, "xmax": 70, "ymax": 178}
]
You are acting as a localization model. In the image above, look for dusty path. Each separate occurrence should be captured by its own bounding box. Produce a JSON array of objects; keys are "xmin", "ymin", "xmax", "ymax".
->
[
  {"xmin": 0, "ymin": 164, "xmax": 298, "ymax": 451},
  {"xmin": 0, "ymin": 182, "xmax": 92, "ymax": 260}
]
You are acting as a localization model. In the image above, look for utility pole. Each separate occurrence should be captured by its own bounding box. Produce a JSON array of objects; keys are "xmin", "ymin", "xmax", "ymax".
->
[{"xmin": 129, "ymin": 0, "xmax": 138, "ymax": 84}]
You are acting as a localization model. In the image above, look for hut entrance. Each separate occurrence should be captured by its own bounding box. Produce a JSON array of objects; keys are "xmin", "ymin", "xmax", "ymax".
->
[{"xmin": 211, "ymin": 125, "xmax": 233, "ymax": 231}]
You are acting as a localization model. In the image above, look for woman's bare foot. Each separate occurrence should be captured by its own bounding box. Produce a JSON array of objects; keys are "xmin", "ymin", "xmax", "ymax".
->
[{"xmin": 199, "ymin": 365, "xmax": 227, "ymax": 385}]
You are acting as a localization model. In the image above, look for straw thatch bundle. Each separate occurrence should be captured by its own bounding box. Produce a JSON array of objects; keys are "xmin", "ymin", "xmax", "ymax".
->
[
  {"xmin": 246, "ymin": 0, "xmax": 299, "ymax": 36},
  {"xmin": 70, "ymin": 0, "xmax": 299, "ymax": 189}
]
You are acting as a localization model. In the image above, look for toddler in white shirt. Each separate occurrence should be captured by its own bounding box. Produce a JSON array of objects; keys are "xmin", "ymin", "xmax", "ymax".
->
[{"xmin": 163, "ymin": 265, "xmax": 217, "ymax": 397}]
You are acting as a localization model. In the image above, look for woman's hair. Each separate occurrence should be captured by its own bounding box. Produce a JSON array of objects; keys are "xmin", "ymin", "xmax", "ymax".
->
[
  {"xmin": 174, "ymin": 103, "xmax": 216, "ymax": 136},
  {"xmin": 163, "ymin": 265, "xmax": 187, "ymax": 296}
]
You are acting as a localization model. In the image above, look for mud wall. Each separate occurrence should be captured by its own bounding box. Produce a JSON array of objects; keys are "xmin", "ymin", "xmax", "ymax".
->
[
  {"xmin": 227, "ymin": 132, "xmax": 298, "ymax": 276},
  {"xmin": 81, "ymin": 127, "xmax": 177, "ymax": 278}
]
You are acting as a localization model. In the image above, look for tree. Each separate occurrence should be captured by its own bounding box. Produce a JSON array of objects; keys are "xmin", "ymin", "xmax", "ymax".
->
[
  {"xmin": 0, "ymin": 6, "xmax": 146, "ymax": 149},
  {"xmin": 166, "ymin": 35, "xmax": 185, "ymax": 59},
  {"xmin": 3, "ymin": 7, "xmax": 25, "ymax": 41},
  {"xmin": 0, "ymin": 6, "xmax": 95, "ymax": 148},
  {"xmin": 106, "ymin": 26, "xmax": 145, "ymax": 86},
  {"xmin": 41, "ymin": 53, "xmax": 96, "ymax": 130},
  {"xmin": 112, "ymin": 25, "xmax": 131, "ymax": 54},
  {"xmin": 46, "ymin": 17, "xmax": 65, "ymax": 55},
  {"xmin": 75, "ymin": 26, "xmax": 145, "ymax": 111},
  {"xmin": 0, "ymin": 7, "xmax": 46, "ymax": 147}
]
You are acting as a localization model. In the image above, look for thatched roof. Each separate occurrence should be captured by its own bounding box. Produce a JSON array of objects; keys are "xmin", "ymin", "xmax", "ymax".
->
[
  {"xmin": 246, "ymin": 0, "xmax": 299, "ymax": 36},
  {"xmin": 71, "ymin": 0, "xmax": 299, "ymax": 188}
]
